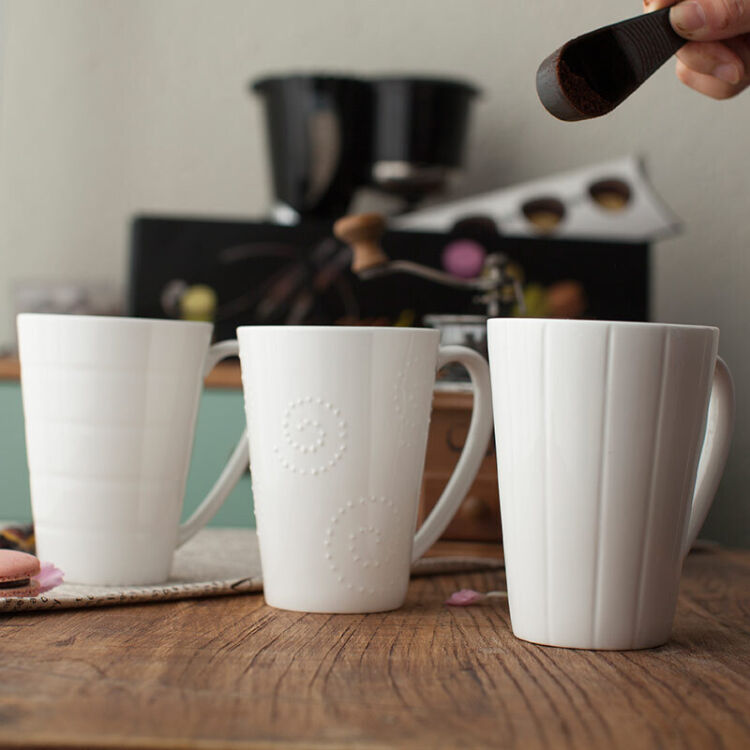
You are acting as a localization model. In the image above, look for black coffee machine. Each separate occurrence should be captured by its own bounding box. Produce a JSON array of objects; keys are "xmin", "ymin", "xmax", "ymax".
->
[{"xmin": 252, "ymin": 74, "xmax": 479, "ymax": 222}]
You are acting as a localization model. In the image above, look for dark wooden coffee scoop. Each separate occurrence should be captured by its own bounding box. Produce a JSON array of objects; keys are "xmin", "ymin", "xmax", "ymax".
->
[{"xmin": 537, "ymin": 7, "xmax": 686, "ymax": 121}]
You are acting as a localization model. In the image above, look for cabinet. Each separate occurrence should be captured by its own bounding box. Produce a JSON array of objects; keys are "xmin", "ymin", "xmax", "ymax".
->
[
  {"xmin": 418, "ymin": 391, "xmax": 501, "ymax": 542},
  {"xmin": 1, "ymin": 359, "xmax": 500, "ymax": 542},
  {"xmin": 0, "ymin": 359, "xmax": 254, "ymax": 527}
]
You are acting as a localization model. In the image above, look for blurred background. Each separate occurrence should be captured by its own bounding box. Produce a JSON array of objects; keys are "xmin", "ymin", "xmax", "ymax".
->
[{"xmin": 0, "ymin": 0, "xmax": 748, "ymax": 545}]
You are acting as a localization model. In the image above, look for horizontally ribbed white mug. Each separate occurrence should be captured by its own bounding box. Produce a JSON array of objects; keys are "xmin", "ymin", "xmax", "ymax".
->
[
  {"xmin": 17, "ymin": 314, "xmax": 248, "ymax": 585},
  {"xmin": 488, "ymin": 319, "xmax": 734, "ymax": 650},
  {"xmin": 236, "ymin": 326, "xmax": 493, "ymax": 613}
]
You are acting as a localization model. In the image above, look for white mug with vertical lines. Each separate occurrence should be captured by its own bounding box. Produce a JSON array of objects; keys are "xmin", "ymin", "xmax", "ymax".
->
[
  {"xmin": 487, "ymin": 319, "xmax": 734, "ymax": 650},
  {"xmin": 17, "ymin": 314, "xmax": 249, "ymax": 585},
  {"xmin": 236, "ymin": 326, "xmax": 493, "ymax": 613}
]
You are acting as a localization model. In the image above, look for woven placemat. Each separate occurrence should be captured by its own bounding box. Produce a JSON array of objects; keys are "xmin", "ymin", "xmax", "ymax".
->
[{"xmin": 0, "ymin": 528, "xmax": 503, "ymax": 612}]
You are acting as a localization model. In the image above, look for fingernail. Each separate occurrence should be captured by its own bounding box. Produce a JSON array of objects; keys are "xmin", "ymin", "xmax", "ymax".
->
[
  {"xmin": 671, "ymin": 1, "xmax": 707, "ymax": 33},
  {"xmin": 714, "ymin": 64, "xmax": 741, "ymax": 84}
]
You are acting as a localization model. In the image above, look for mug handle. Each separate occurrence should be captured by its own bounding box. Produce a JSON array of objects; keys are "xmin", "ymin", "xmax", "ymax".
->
[
  {"xmin": 176, "ymin": 339, "xmax": 248, "ymax": 547},
  {"xmin": 411, "ymin": 345, "xmax": 494, "ymax": 562},
  {"xmin": 681, "ymin": 357, "xmax": 735, "ymax": 558}
]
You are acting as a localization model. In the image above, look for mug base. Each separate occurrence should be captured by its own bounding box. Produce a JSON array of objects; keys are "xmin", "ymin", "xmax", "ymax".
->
[
  {"xmin": 35, "ymin": 525, "xmax": 173, "ymax": 587},
  {"xmin": 61, "ymin": 571, "xmax": 171, "ymax": 586},
  {"xmin": 511, "ymin": 629, "xmax": 670, "ymax": 651},
  {"xmin": 263, "ymin": 593, "xmax": 406, "ymax": 614}
]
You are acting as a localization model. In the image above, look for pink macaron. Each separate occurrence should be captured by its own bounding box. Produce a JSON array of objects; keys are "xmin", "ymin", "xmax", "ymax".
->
[{"xmin": 0, "ymin": 549, "xmax": 64, "ymax": 597}]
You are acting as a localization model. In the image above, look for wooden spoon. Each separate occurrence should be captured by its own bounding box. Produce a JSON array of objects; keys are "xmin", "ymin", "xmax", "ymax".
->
[{"xmin": 537, "ymin": 8, "xmax": 685, "ymax": 121}]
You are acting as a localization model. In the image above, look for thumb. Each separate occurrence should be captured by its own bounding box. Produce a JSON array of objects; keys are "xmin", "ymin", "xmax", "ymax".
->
[{"xmin": 670, "ymin": 0, "xmax": 750, "ymax": 41}]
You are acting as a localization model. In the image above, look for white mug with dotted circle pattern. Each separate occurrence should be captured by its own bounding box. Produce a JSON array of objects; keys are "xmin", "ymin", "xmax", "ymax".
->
[{"xmin": 236, "ymin": 326, "xmax": 493, "ymax": 613}]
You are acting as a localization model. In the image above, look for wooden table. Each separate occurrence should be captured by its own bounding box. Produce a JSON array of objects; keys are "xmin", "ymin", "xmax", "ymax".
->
[{"xmin": 1, "ymin": 543, "xmax": 749, "ymax": 749}]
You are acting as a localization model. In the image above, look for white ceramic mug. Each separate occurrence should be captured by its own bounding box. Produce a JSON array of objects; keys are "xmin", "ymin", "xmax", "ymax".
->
[
  {"xmin": 236, "ymin": 326, "xmax": 493, "ymax": 613},
  {"xmin": 488, "ymin": 319, "xmax": 734, "ymax": 650},
  {"xmin": 17, "ymin": 314, "xmax": 248, "ymax": 585}
]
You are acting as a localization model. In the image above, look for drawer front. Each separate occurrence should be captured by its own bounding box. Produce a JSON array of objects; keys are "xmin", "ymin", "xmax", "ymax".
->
[
  {"xmin": 420, "ymin": 475, "xmax": 501, "ymax": 542},
  {"xmin": 426, "ymin": 408, "xmax": 497, "ymax": 476},
  {"xmin": 418, "ymin": 400, "xmax": 501, "ymax": 543}
]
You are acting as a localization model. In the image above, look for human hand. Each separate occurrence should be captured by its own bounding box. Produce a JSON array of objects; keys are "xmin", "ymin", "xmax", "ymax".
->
[{"xmin": 644, "ymin": 0, "xmax": 750, "ymax": 98}]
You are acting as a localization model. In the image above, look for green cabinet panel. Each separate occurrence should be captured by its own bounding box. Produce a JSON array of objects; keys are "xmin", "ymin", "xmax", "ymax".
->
[
  {"xmin": 0, "ymin": 382, "xmax": 31, "ymax": 522},
  {"xmin": 184, "ymin": 389, "xmax": 255, "ymax": 528},
  {"xmin": 0, "ymin": 382, "xmax": 255, "ymax": 528}
]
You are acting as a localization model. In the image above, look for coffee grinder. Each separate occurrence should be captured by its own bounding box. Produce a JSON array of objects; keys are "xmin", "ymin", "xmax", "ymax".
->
[{"xmin": 251, "ymin": 73, "xmax": 480, "ymax": 222}]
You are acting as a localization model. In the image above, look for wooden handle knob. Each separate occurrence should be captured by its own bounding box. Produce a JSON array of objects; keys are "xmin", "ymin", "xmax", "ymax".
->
[
  {"xmin": 459, "ymin": 495, "xmax": 492, "ymax": 522},
  {"xmin": 333, "ymin": 213, "xmax": 389, "ymax": 273}
]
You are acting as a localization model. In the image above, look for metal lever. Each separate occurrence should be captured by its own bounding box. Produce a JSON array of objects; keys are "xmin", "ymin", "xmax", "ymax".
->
[{"xmin": 333, "ymin": 212, "xmax": 524, "ymax": 317}]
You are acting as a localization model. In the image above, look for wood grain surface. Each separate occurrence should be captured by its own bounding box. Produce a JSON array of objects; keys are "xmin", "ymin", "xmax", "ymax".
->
[
  {"xmin": 0, "ymin": 356, "xmax": 20, "ymax": 381},
  {"xmin": 0, "ymin": 545, "xmax": 748, "ymax": 749},
  {"xmin": 1, "ymin": 357, "xmax": 477, "ymax": 403},
  {"xmin": 0, "ymin": 356, "xmax": 242, "ymax": 390}
]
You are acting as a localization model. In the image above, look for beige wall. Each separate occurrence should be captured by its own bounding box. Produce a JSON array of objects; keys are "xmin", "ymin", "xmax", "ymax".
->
[{"xmin": 0, "ymin": 0, "xmax": 748, "ymax": 544}]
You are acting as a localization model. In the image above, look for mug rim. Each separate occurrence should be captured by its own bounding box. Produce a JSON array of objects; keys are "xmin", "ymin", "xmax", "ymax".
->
[
  {"xmin": 487, "ymin": 318, "xmax": 719, "ymax": 334},
  {"xmin": 236, "ymin": 325, "xmax": 440, "ymax": 335},
  {"xmin": 16, "ymin": 313, "xmax": 213, "ymax": 330}
]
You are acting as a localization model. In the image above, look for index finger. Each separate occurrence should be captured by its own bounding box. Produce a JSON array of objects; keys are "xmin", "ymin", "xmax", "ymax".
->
[{"xmin": 648, "ymin": 0, "xmax": 750, "ymax": 42}]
